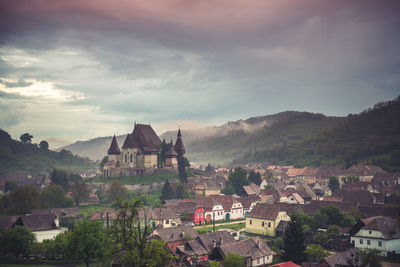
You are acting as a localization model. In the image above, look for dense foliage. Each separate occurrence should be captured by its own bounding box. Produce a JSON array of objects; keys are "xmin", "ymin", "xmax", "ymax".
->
[
  {"xmin": 282, "ymin": 214, "xmax": 306, "ymax": 264},
  {"xmin": 238, "ymin": 97, "xmax": 400, "ymax": 171},
  {"xmin": 0, "ymin": 129, "xmax": 95, "ymax": 174},
  {"xmin": 223, "ymin": 167, "xmax": 249, "ymax": 195}
]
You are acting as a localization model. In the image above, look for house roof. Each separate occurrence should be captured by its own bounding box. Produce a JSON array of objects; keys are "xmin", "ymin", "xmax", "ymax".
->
[
  {"xmin": 238, "ymin": 195, "xmax": 261, "ymax": 209},
  {"xmin": 243, "ymin": 183, "xmax": 261, "ymax": 195},
  {"xmin": 153, "ymin": 226, "xmax": 199, "ymax": 243},
  {"xmin": 359, "ymin": 216, "xmax": 400, "ymax": 240},
  {"xmin": 108, "ymin": 135, "xmax": 121, "ymax": 155},
  {"xmin": 208, "ymin": 195, "xmax": 235, "ymax": 212},
  {"xmin": 332, "ymin": 189, "xmax": 374, "ymax": 206},
  {"xmin": 247, "ymin": 203, "xmax": 282, "ymax": 220},
  {"xmin": 152, "ymin": 207, "xmax": 180, "ymax": 220},
  {"xmin": 217, "ymin": 237, "xmax": 273, "ymax": 260},
  {"xmin": 0, "ymin": 216, "xmax": 19, "ymax": 230},
  {"xmin": 270, "ymin": 261, "xmax": 300, "ymax": 267},
  {"xmin": 323, "ymin": 247, "xmax": 363, "ymax": 267},
  {"xmin": 198, "ymin": 230, "xmax": 236, "ymax": 253},
  {"xmin": 17, "ymin": 214, "xmax": 58, "ymax": 231},
  {"xmin": 169, "ymin": 201, "xmax": 201, "ymax": 215}
]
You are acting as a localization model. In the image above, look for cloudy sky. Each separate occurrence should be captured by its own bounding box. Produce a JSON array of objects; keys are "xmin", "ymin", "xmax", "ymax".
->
[{"xmin": 0, "ymin": 0, "xmax": 399, "ymax": 148}]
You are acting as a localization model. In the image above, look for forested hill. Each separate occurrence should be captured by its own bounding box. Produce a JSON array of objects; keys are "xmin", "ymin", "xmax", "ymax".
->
[
  {"xmin": 188, "ymin": 112, "xmax": 343, "ymax": 165},
  {"xmin": 0, "ymin": 130, "xmax": 95, "ymax": 175},
  {"xmin": 239, "ymin": 97, "xmax": 400, "ymax": 171}
]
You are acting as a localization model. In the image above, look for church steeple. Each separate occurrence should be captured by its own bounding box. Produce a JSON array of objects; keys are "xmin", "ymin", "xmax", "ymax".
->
[
  {"xmin": 108, "ymin": 134, "xmax": 121, "ymax": 155},
  {"xmin": 174, "ymin": 128, "xmax": 185, "ymax": 155}
]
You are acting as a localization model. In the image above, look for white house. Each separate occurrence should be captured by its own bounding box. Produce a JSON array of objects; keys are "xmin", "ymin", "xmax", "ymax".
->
[{"xmin": 350, "ymin": 216, "xmax": 400, "ymax": 256}]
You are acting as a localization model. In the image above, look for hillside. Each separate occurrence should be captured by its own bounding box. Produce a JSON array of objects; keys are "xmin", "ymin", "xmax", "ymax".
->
[
  {"xmin": 241, "ymin": 97, "xmax": 400, "ymax": 171},
  {"xmin": 60, "ymin": 111, "xmax": 303, "ymax": 161},
  {"xmin": 191, "ymin": 112, "xmax": 343, "ymax": 165},
  {"xmin": 0, "ymin": 130, "xmax": 96, "ymax": 175}
]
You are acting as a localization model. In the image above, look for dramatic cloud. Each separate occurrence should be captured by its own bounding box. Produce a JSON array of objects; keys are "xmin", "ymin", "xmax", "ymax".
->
[{"xmin": 0, "ymin": 0, "xmax": 399, "ymax": 147}]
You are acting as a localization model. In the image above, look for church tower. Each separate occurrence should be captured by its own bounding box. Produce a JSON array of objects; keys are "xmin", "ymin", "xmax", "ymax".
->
[
  {"xmin": 174, "ymin": 128, "xmax": 185, "ymax": 155},
  {"xmin": 107, "ymin": 134, "xmax": 121, "ymax": 165}
]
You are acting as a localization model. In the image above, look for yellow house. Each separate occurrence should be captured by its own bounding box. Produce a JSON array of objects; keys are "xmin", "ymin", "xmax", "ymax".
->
[{"xmin": 245, "ymin": 203, "xmax": 290, "ymax": 236}]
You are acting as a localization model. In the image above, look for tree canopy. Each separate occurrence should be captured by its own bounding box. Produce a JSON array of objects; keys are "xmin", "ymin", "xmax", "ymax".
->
[
  {"xmin": 40, "ymin": 184, "xmax": 72, "ymax": 208},
  {"xmin": 107, "ymin": 181, "xmax": 128, "ymax": 203},
  {"xmin": 226, "ymin": 167, "xmax": 249, "ymax": 194},
  {"xmin": 0, "ymin": 226, "xmax": 36, "ymax": 257},
  {"xmin": 283, "ymin": 214, "xmax": 306, "ymax": 264},
  {"xmin": 50, "ymin": 168, "xmax": 69, "ymax": 191},
  {"xmin": 248, "ymin": 170, "xmax": 262, "ymax": 186},
  {"xmin": 20, "ymin": 133, "xmax": 33, "ymax": 144},
  {"xmin": 222, "ymin": 253, "xmax": 246, "ymax": 267},
  {"xmin": 328, "ymin": 176, "xmax": 339, "ymax": 192},
  {"xmin": 70, "ymin": 181, "xmax": 90, "ymax": 206},
  {"xmin": 39, "ymin": 140, "xmax": 49, "ymax": 150}
]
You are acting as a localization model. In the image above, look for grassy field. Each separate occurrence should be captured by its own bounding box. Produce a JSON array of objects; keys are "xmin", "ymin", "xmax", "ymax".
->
[
  {"xmin": 196, "ymin": 222, "xmax": 245, "ymax": 234},
  {"xmin": 89, "ymin": 173, "xmax": 178, "ymax": 184}
]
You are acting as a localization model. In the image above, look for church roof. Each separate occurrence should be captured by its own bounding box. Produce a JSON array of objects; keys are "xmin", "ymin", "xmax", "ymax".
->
[
  {"xmin": 121, "ymin": 124, "xmax": 161, "ymax": 152},
  {"xmin": 165, "ymin": 141, "xmax": 178, "ymax": 157},
  {"xmin": 174, "ymin": 129, "xmax": 185, "ymax": 154},
  {"xmin": 108, "ymin": 135, "xmax": 121, "ymax": 155}
]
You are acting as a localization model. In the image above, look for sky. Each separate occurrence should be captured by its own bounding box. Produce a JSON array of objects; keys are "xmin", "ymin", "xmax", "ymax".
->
[{"xmin": 0, "ymin": 0, "xmax": 399, "ymax": 148}]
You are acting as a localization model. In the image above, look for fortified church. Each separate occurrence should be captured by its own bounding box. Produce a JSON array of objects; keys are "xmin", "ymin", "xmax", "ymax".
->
[{"xmin": 103, "ymin": 123, "xmax": 185, "ymax": 177}]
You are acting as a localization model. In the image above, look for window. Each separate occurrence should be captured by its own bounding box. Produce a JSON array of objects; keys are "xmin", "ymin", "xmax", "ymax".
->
[
  {"xmin": 268, "ymin": 222, "xmax": 271, "ymax": 228},
  {"xmin": 262, "ymin": 221, "xmax": 265, "ymax": 227},
  {"xmin": 360, "ymin": 239, "xmax": 363, "ymax": 244},
  {"xmin": 130, "ymin": 154, "xmax": 133, "ymax": 163},
  {"xmin": 249, "ymin": 220, "xmax": 252, "ymax": 225},
  {"xmin": 197, "ymin": 214, "xmax": 199, "ymax": 218},
  {"xmin": 378, "ymin": 241, "xmax": 382, "ymax": 247},
  {"xmin": 367, "ymin": 240, "xmax": 371, "ymax": 245},
  {"xmin": 165, "ymin": 220, "xmax": 169, "ymax": 224},
  {"xmin": 369, "ymin": 231, "xmax": 372, "ymax": 234}
]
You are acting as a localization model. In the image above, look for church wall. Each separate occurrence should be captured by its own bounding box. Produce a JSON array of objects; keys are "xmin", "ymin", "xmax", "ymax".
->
[
  {"xmin": 121, "ymin": 148, "xmax": 143, "ymax": 168},
  {"xmin": 165, "ymin": 157, "xmax": 178, "ymax": 169},
  {"xmin": 144, "ymin": 154, "xmax": 157, "ymax": 169}
]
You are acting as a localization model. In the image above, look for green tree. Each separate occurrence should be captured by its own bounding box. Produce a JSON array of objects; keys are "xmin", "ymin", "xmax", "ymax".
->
[
  {"xmin": 50, "ymin": 168, "xmax": 69, "ymax": 191},
  {"xmin": 264, "ymin": 185, "xmax": 275, "ymax": 189},
  {"xmin": 319, "ymin": 205, "xmax": 352, "ymax": 226},
  {"xmin": 39, "ymin": 140, "xmax": 49, "ymax": 150},
  {"xmin": 328, "ymin": 176, "xmax": 339, "ymax": 192},
  {"xmin": 19, "ymin": 133, "xmax": 33, "ymax": 144},
  {"xmin": 107, "ymin": 181, "xmax": 129, "ymax": 203},
  {"xmin": 65, "ymin": 219, "xmax": 110, "ymax": 267},
  {"xmin": 248, "ymin": 171, "xmax": 262, "ymax": 186},
  {"xmin": 70, "ymin": 181, "xmax": 90, "ymax": 206},
  {"xmin": 109, "ymin": 199, "xmax": 172, "ymax": 266},
  {"xmin": 40, "ymin": 184, "xmax": 71, "ymax": 208},
  {"xmin": 221, "ymin": 183, "xmax": 235, "ymax": 195},
  {"xmin": 4, "ymin": 180, "xmax": 17, "ymax": 193},
  {"xmin": 222, "ymin": 253, "xmax": 246, "ymax": 267},
  {"xmin": 0, "ymin": 226, "xmax": 35, "ymax": 257},
  {"xmin": 305, "ymin": 244, "xmax": 329, "ymax": 262},
  {"xmin": 311, "ymin": 211, "xmax": 328, "ymax": 230},
  {"xmin": 177, "ymin": 154, "xmax": 188, "ymax": 184},
  {"xmin": 283, "ymin": 214, "xmax": 306, "ymax": 264},
  {"xmin": 95, "ymin": 189, "xmax": 108, "ymax": 204},
  {"xmin": 274, "ymin": 237, "xmax": 284, "ymax": 250},
  {"xmin": 313, "ymin": 232, "xmax": 328, "ymax": 245},
  {"xmin": 6, "ymin": 185, "xmax": 41, "ymax": 214},
  {"xmin": 227, "ymin": 167, "xmax": 249, "ymax": 194},
  {"xmin": 69, "ymin": 173, "xmax": 82, "ymax": 182},
  {"xmin": 160, "ymin": 179, "xmax": 174, "ymax": 201},
  {"xmin": 209, "ymin": 260, "xmax": 221, "ymax": 267},
  {"xmin": 327, "ymin": 225, "xmax": 340, "ymax": 240}
]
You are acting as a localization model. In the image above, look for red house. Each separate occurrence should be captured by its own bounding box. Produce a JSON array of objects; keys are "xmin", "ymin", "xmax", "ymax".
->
[{"xmin": 168, "ymin": 201, "xmax": 205, "ymax": 224}]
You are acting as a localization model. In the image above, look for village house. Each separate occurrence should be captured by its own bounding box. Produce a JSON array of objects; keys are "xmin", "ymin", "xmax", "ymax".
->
[
  {"xmin": 371, "ymin": 171, "xmax": 400, "ymax": 195},
  {"xmin": 14, "ymin": 214, "xmax": 66, "ymax": 242},
  {"xmin": 152, "ymin": 225, "xmax": 199, "ymax": 253},
  {"xmin": 320, "ymin": 247, "xmax": 363, "ymax": 267},
  {"xmin": 210, "ymin": 237, "xmax": 274, "ymax": 267},
  {"xmin": 196, "ymin": 197, "xmax": 225, "ymax": 223},
  {"xmin": 245, "ymin": 203, "xmax": 290, "ymax": 237},
  {"xmin": 168, "ymin": 201, "xmax": 205, "ymax": 224},
  {"xmin": 284, "ymin": 192, "xmax": 305, "ymax": 204},
  {"xmin": 260, "ymin": 189, "xmax": 288, "ymax": 203},
  {"xmin": 176, "ymin": 230, "xmax": 236, "ymax": 265},
  {"xmin": 349, "ymin": 216, "xmax": 400, "ymax": 256},
  {"xmin": 208, "ymin": 195, "xmax": 244, "ymax": 221},
  {"xmin": 243, "ymin": 183, "xmax": 261, "ymax": 196},
  {"xmin": 238, "ymin": 195, "xmax": 261, "ymax": 217}
]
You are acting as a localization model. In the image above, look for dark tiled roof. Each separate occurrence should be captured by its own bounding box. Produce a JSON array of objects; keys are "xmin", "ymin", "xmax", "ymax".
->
[
  {"xmin": 198, "ymin": 230, "xmax": 236, "ymax": 253},
  {"xmin": 169, "ymin": 201, "xmax": 200, "ymax": 215},
  {"xmin": 152, "ymin": 207, "xmax": 179, "ymax": 220},
  {"xmin": 165, "ymin": 141, "xmax": 178, "ymax": 157},
  {"xmin": 332, "ymin": 190, "xmax": 374, "ymax": 206},
  {"xmin": 108, "ymin": 135, "xmax": 121, "ymax": 155},
  {"xmin": 153, "ymin": 226, "xmax": 199, "ymax": 243},
  {"xmin": 323, "ymin": 247, "xmax": 363, "ymax": 267},
  {"xmin": 17, "ymin": 214, "xmax": 58, "ymax": 231},
  {"xmin": 238, "ymin": 195, "xmax": 261, "ymax": 209},
  {"xmin": 208, "ymin": 195, "xmax": 236, "ymax": 212},
  {"xmin": 218, "ymin": 237, "xmax": 273, "ymax": 260},
  {"xmin": 174, "ymin": 129, "xmax": 185, "ymax": 155},
  {"xmin": 360, "ymin": 216, "xmax": 400, "ymax": 240},
  {"xmin": 122, "ymin": 124, "xmax": 161, "ymax": 152},
  {"xmin": 0, "ymin": 216, "xmax": 19, "ymax": 230},
  {"xmin": 247, "ymin": 203, "xmax": 281, "ymax": 220}
]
